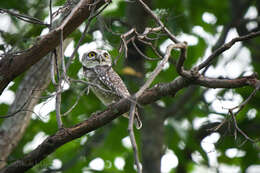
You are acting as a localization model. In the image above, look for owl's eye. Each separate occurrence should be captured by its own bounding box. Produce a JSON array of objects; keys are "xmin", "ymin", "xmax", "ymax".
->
[
  {"xmin": 87, "ymin": 51, "xmax": 97, "ymax": 58},
  {"xmin": 103, "ymin": 52, "xmax": 109, "ymax": 59}
]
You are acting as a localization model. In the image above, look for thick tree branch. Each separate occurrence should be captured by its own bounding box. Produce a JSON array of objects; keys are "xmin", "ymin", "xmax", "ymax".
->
[
  {"xmin": 0, "ymin": 38, "xmax": 72, "ymax": 169},
  {"xmin": 0, "ymin": 0, "xmax": 106, "ymax": 95},
  {"xmin": 0, "ymin": 73, "xmax": 257, "ymax": 173}
]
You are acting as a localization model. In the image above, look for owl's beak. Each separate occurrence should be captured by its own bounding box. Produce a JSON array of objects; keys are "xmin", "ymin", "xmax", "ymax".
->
[{"xmin": 99, "ymin": 55, "xmax": 107, "ymax": 63}]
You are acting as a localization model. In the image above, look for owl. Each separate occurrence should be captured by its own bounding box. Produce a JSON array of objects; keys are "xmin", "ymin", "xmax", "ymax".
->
[{"xmin": 81, "ymin": 49, "xmax": 142, "ymax": 129}]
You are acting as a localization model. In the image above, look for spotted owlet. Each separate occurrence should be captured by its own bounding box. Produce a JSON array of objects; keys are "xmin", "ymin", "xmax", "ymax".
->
[{"xmin": 81, "ymin": 49, "xmax": 142, "ymax": 129}]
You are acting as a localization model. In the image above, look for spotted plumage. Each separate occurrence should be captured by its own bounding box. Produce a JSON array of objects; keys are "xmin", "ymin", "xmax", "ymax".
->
[{"xmin": 81, "ymin": 49, "xmax": 142, "ymax": 129}]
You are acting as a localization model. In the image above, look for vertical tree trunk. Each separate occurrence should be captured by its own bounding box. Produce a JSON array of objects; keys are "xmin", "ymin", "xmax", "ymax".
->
[
  {"xmin": 126, "ymin": 1, "xmax": 164, "ymax": 173},
  {"xmin": 0, "ymin": 56, "xmax": 51, "ymax": 169},
  {"xmin": 0, "ymin": 39, "xmax": 71, "ymax": 169}
]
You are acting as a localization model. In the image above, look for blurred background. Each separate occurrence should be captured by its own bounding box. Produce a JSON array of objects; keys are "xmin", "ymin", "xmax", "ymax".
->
[{"xmin": 0, "ymin": 0, "xmax": 260, "ymax": 172}]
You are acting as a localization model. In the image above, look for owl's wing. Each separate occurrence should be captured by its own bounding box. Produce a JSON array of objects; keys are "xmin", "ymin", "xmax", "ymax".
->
[
  {"xmin": 95, "ymin": 66, "xmax": 130, "ymax": 98},
  {"xmin": 95, "ymin": 66, "xmax": 142, "ymax": 129}
]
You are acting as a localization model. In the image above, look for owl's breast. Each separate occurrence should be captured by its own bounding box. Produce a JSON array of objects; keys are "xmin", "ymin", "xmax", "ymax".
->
[{"xmin": 83, "ymin": 66, "xmax": 119, "ymax": 106}]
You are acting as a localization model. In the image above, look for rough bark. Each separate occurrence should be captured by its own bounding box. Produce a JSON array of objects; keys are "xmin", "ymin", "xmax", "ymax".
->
[
  {"xmin": 0, "ymin": 37, "xmax": 72, "ymax": 169},
  {"xmin": 0, "ymin": 0, "xmax": 89, "ymax": 166},
  {"xmin": 0, "ymin": 0, "xmax": 105, "ymax": 95},
  {"xmin": 0, "ymin": 56, "xmax": 51, "ymax": 169}
]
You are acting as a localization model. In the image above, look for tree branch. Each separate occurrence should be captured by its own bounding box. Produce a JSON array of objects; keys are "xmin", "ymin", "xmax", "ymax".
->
[
  {"xmin": 0, "ymin": 0, "xmax": 106, "ymax": 95},
  {"xmin": 197, "ymin": 31, "xmax": 260, "ymax": 71},
  {"xmin": 0, "ymin": 73, "xmax": 258, "ymax": 173}
]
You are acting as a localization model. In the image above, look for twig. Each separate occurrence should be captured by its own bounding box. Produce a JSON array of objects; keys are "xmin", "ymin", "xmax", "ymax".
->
[
  {"xmin": 197, "ymin": 31, "xmax": 260, "ymax": 71},
  {"xmin": 65, "ymin": 1, "xmax": 111, "ymax": 71},
  {"xmin": 0, "ymin": 90, "xmax": 32, "ymax": 118},
  {"xmin": 137, "ymin": 38, "xmax": 163, "ymax": 59},
  {"xmin": 49, "ymin": 0, "xmax": 53, "ymax": 29},
  {"xmin": 62, "ymin": 86, "xmax": 89, "ymax": 116},
  {"xmin": 230, "ymin": 80, "xmax": 260, "ymax": 112},
  {"xmin": 136, "ymin": 0, "xmax": 179, "ymax": 43},
  {"xmin": 229, "ymin": 81, "xmax": 260, "ymax": 142},
  {"xmin": 125, "ymin": 43, "xmax": 186, "ymax": 173},
  {"xmin": 0, "ymin": 8, "xmax": 49, "ymax": 27},
  {"xmin": 230, "ymin": 110, "xmax": 255, "ymax": 142},
  {"xmin": 118, "ymin": 4, "xmax": 187, "ymax": 169},
  {"xmin": 55, "ymin": 30, "xmax": 64, "ymax": 129},
  {"xmin": 50, "ymin": 51, "xmax": 58, "ymax": 85},
  {"xmin": 120, "ymin": 28, "xmax": 135, "ymax": 58},
  {"xmin": 175, "ymin": 42, "xmax": 196, "ymax": 79},
  {"xmin": 119, "ymin": 26, "xmax": 165, "ymax": 62},
  {"xmin": 212, "ymin": 81, "xmax": 260, "ymax": 142},
  {"xmin": 135, "ymin": 43, "xmax": 186, "ymax": 98},
  {"xmin": 65, "ymin": 4, "xmax": 95, "ymax": 70},
  {"xmin": 55, "ymin": 73, "xmax": 63, "ymax": 128},
  {"xmin": 131, "ymin": 39, "xmax": 161, "ymax": 61},
  {"xmin": 70, "ymin": 78, "xmax": 115, "ymax": 95},
  {"xmin": 0, "ymin": 88, "xmax": 45, "ymax": 119},
  {"xmin": 51, "ymin": 1, "xmax": 72, "ymax": 19},
  {"xmin": 128, "ymin": 103, "xmax": 142, "ymax": 173},
  {"xmin": 60, "ymin": 33, "xmax": 68, "ymax": 82},
  {"xmin": 98, "ymin": 17, "xmax": 123, "ymax": 36}
]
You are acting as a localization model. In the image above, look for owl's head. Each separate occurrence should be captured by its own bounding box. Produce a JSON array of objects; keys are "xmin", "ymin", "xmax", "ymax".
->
[{"xmin": 81, "ymin": 49, "xmax": 112, "ymax": 68}]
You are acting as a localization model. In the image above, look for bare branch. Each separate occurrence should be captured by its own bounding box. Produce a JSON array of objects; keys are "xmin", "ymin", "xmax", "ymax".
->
[
  {"xmin": 197, "ymin": 31, "xmax": 260, "ymax": 71},
  {"xmin": 65, "ymin": 0, "xmax": 111, "ymax": 71},
  {"xmin": 136, "ymin": 0, "xmax": 179, "ymax": 43},
  {"xmin": 230, "ymin": 79, "xmax": 260, "ymax": 111},
  {"xmin": 131, "ymin": 39, "xmax": 161, "ymax": 61},
  {"xmin": 230, "ymin": 110, "xmax": 255, "ymax": 142},
  {"xmin": 128, "ymin": 103, "xmax": 142, "ymax": 173},
  {"xmin": 1, "ymin": 68, "xmax": 258, "ymax": 172},
  {"xmin": 55, "ymin": 30, "xmax": 64, "ymax": 129},
  {"xmin": 0, "ymin": 8, "xmax": 49, "ymax": 27},
  {"xmin": 0, "ymin": 0, "xmax": 106, "ymax": 95},
  {"xmin": 49, "ymin": 0, "xmax": 53, "ymax": 28},
  {"xmin": 50, "ymin": 51, "xmax": 58, "ymax": 85},
  {"xmin": 62, "ymin": 87, "xmax": 89, "ymax": 117},
  {"xmin": 210, "ymin": 79, "xmax": 260, "ymax": 142},
  {"xmin": 136, "ymin": 43, "xmax": 186, "ymax": 98},
  {"xmin": 228, "ymin": 80, "xmax": 260, "ymax": 142}
]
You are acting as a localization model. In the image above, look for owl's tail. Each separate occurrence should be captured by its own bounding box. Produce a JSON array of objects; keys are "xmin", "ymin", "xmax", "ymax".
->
[{"xmin": 123, "ymin": 108, "xmax": 142, "ymax": 129}]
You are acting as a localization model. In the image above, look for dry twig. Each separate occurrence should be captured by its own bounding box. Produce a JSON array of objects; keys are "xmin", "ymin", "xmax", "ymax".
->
[
  {"xmin": 65, "ymin": 0, "xmax": 111, "ymax": 71},
  {"xmin": 0, "ymin": 8, "xmax": 49, "ymax": 27},
  {"xmin": 228, "ymin": 81, "xmax": 260, "ymax": 142},
  {"xmin": 197, "ymin": 31, "xmax": 260, "ymax": 70}
]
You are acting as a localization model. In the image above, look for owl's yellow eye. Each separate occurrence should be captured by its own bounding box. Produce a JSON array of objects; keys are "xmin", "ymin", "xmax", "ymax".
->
[
  {"xmin": 88, "ymin": 52, "xmax": 96, "ymax": 58},
  {"xmin": 103, "ymin": 52, "xmax": 109, "ymax": 59}
]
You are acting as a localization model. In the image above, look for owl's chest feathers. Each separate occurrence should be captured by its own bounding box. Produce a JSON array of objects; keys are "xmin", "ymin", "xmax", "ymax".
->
[{"xmin": 83, "ymin": 65, "xmax": 121, "ymax": 106}]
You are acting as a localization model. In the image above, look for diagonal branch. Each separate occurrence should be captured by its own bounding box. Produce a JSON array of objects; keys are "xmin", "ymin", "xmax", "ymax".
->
[
  {"xmin": 0, "ymin": 0, "xmax": 106, "ymax": 95},
  {"xmin": 197, "ymin": 31, "xmax": 260, "ymax": 71},
  {"xmin": 0, "ymin": 8, "xmax": 49, "ymax": 27},
  {"xmin": 136, "ymin": 0, "xmax": 179, "ymax": 43},
  {"xmin": 0, "ymin": 73, "xmax": 257, "ymax": 173}
]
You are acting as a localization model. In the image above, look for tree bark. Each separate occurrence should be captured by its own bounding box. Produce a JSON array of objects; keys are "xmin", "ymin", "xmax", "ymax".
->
[
  {"xmin": 0, "ymin": 72, "xmax": 256, "ymax": 173},
  {"xmin": 0, "ymin": 0, "xmax": 75, "ymax": 166},
  {"xmin": 0, "ymin": 0, "xmax": 105, "ymax": 95},
  {"xmin": 0, "ymin": 56, "xmax": 51, "ymax": 169}
]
